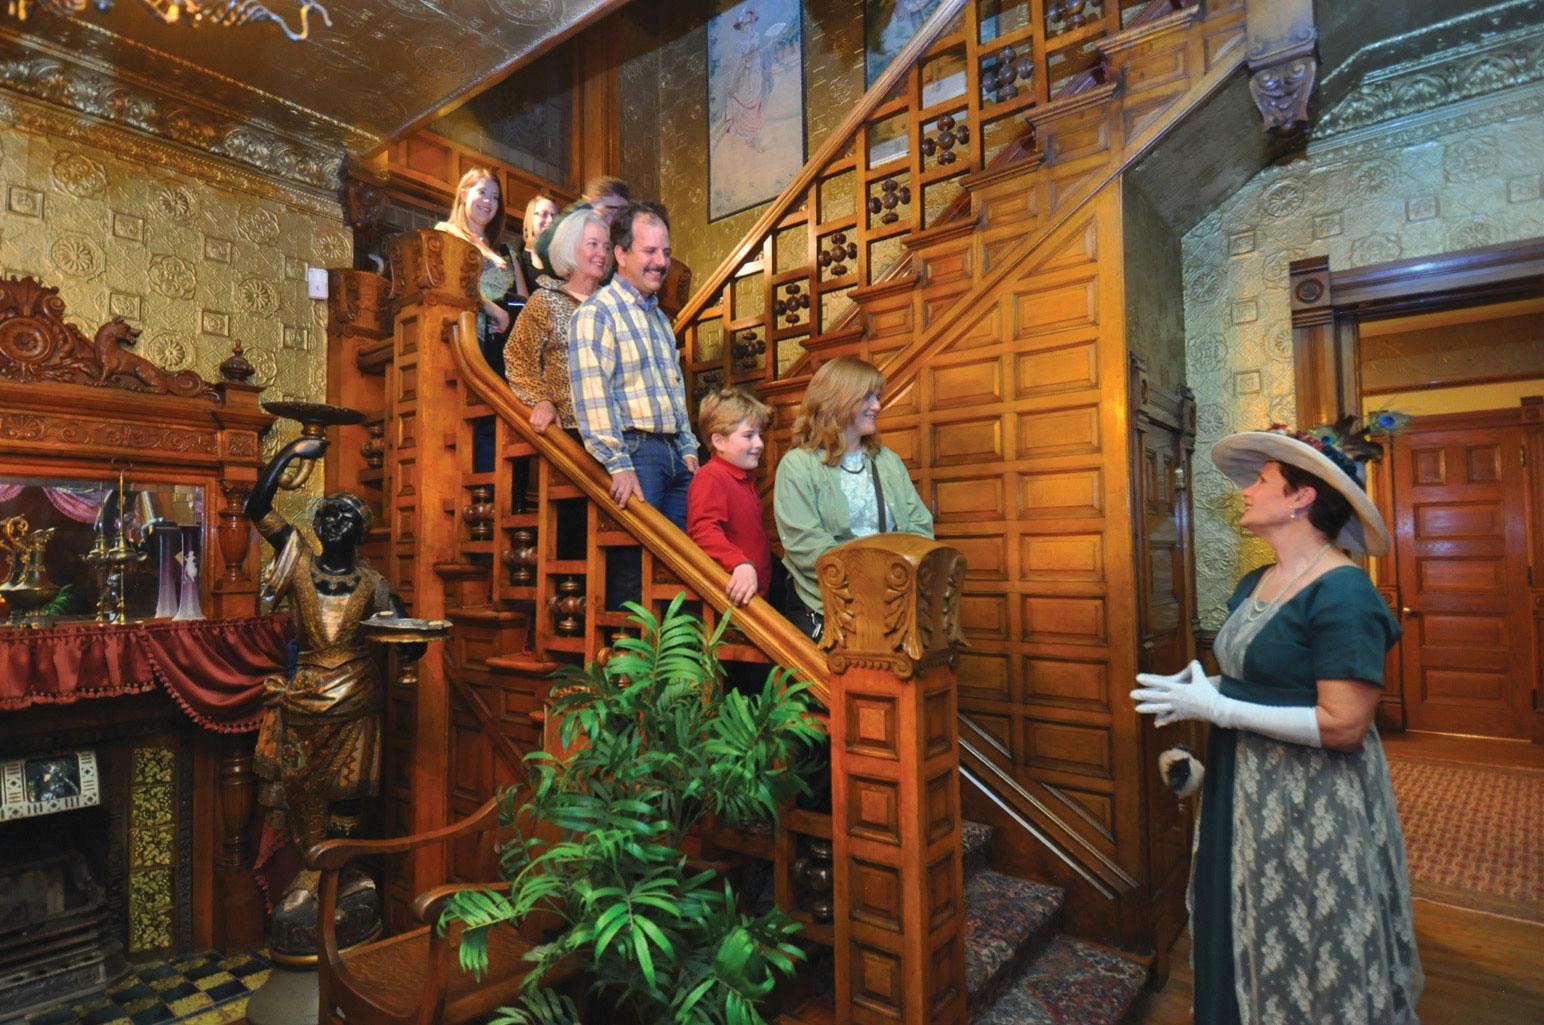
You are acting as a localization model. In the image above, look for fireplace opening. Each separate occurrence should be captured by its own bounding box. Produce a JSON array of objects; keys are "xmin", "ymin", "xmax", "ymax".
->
[{"xmin": 0, "ymin": 801, "xmax": 125, "ymax": 1020}]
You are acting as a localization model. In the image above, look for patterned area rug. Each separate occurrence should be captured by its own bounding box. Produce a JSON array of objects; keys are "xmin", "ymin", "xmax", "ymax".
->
[
  {"xmin": 1386, "ymin": 754, "xmax": 1544, "ymax": 923},
  {"xmin": 22, "ymin": 951, "xmax": 270, "ymax": 1025}
]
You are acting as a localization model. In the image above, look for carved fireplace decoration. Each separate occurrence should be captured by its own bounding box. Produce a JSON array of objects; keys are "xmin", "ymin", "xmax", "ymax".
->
[{"xmin": 0, "ymin": 274, "xmax": 282, "ymax": 979}]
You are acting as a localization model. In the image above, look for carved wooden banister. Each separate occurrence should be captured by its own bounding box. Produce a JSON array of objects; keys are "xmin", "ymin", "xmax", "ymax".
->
[
  {"xmin": 819, "ymin": 534, "xmax": 967, "ymax": 1025},
  {"xmin": 672, "ymin": 0, "xmax": 968, "ymax": 333},
  {"xmin": 444, "ymin": 309, "xmax": 830, "ymax": 705}
]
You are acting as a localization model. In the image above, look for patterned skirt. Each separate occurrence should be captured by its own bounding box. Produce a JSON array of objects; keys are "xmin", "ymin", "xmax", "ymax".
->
[{"xmin": 1191, "ymin": 726, "xmax": 1423, "ymax": 1025}]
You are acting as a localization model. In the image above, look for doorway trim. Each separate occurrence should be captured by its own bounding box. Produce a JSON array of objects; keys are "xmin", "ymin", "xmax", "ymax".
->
[{"xmin": 1286, "ymin": 237, "xmax": 1544, "ymax": 742}]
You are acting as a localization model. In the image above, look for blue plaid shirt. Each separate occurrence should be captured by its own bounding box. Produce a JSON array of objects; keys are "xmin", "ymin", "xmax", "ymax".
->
[{"xmin": 567, "ymin": 274, "xmax": 695, "ymax": 474}]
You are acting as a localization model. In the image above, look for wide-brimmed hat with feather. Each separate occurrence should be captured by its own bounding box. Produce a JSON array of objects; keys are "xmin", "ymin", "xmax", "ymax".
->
[{"xmin": 1210, "ymin": 413, "xmax": 1407, "ymax": 556}]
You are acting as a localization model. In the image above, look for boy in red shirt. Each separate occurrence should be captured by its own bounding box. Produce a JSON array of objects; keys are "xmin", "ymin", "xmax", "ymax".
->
[{"xmin": 687, "ymin": 388, "xmax": 773, "ymax": 606}]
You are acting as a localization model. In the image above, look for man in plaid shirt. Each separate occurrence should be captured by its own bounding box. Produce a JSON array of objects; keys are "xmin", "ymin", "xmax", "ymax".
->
[{"xmin": 568, "ymin": 201, "xmax": 698, "ymax": 604}]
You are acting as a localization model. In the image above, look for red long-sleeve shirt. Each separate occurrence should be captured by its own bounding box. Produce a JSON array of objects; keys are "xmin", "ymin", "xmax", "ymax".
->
[{"xmin": 686, "ymin": 455, "xmax": 772, "ymax": 598}]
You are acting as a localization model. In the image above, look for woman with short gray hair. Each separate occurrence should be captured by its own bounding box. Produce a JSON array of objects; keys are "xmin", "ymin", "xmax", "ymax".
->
[{"xmin": 504, "ymin": 211, "xmax": 611, "ymax": 433}]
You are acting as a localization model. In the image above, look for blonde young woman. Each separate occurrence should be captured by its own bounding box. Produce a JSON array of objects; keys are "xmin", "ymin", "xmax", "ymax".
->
[
  {"xmin": 435, "ymin": 169, "xmax": 528, "ymax": 373},
  {"xmin": 518, "ymin": 193, "xmax": 559, "ymax": 287},
  {"xmin": 773, "ymin": 356, "xmax": 933, "ymax": 639},
  {"xmin": 1130, "ymin": 423, "xmax": 1421, "ymax": 1025}
]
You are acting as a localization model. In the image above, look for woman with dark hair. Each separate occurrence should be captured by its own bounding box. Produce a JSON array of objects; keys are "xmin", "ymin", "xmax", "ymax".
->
[
  {"xmin": 1130, "ymin": 422, "xmax": 1422, "ymax": 1025},
  {"xmin": 773, "ymin": 356, "xmax": 933, "ymax": 639}
]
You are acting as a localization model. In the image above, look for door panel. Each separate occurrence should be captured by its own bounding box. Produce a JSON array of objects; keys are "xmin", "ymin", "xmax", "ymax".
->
[{"xmin": 1391, "ymin": 414, "xmax": 1531, "ymax": 738}]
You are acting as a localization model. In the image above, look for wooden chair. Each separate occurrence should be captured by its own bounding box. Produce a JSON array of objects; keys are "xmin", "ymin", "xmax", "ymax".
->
[{"xmin": 309, "ymin": 796, "xmax": 563, "ymax": 1025}]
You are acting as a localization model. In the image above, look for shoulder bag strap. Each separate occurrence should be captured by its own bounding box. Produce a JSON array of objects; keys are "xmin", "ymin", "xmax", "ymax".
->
[{"xmin": 870, "ymin": 455, "xmax": 887, "ymax": 534}]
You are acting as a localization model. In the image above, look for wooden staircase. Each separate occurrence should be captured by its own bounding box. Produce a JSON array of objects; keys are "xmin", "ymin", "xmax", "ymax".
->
[{"xmin": 673, "ymin": 0, "xmax": 1235, "ymax": 960}]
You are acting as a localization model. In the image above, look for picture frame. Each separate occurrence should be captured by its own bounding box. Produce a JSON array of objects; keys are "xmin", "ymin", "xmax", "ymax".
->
[{"xmin": 706, "ymin": 0, "xmax": 807, "ymax": 222}]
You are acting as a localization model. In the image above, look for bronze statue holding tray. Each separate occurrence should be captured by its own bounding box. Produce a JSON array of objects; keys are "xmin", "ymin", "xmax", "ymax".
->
[{"xmin": 245, "ymin": 404, "xmax": 427, "ymax": 910}]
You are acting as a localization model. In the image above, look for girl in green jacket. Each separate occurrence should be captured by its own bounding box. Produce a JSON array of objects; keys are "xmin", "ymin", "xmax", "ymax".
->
[{"xmin": 773, "ymin": 356, "xmax": 934, "ymax": 639}]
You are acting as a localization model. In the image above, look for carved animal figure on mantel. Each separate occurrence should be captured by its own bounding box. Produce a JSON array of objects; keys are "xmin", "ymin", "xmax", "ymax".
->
[
  {"xmin": 0, "ymin": 277, "xmax": 217, "ymax": 401},
  {"xmin": 90, "ymin": 318, "xmax": 209, "ymax": 398}
]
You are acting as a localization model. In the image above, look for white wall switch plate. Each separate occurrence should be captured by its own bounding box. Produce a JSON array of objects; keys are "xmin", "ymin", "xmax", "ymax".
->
[{"xmin": 306, "ymin": 267, "xmax": 329, "ymax": 300}]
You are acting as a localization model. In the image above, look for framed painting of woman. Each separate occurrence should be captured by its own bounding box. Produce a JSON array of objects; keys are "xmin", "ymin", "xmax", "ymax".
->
[{"xmin": 706, "ymin": 0, "xmax": 805, "ymax": 221}]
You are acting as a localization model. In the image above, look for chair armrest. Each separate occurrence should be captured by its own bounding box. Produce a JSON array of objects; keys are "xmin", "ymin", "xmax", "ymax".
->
[
  {"xmin": 412, "ymin": 880, "xmax": 515, "ymax": 926},
  {"xmin": 306, "ymin": 793, "xmax": 504, "ymax": 871}
]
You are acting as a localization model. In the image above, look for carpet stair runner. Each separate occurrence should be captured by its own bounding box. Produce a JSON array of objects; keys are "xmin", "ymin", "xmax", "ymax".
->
[
  {"xmin": 960, "ymin": 819, "xmax": 1148, "ymax": 1024},
  {"xmin": 783, "ymin": 821, "xmax": 1148, "ymax": 1024}
]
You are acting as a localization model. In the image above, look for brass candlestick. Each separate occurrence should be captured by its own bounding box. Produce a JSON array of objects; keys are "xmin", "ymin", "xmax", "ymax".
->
[{"xmin": 85, "ymin": 467, "xmax": 145, "ymax": 623}]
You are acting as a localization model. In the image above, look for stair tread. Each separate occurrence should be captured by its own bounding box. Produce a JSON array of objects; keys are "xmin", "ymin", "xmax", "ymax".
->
[
  {"xmin": 961, "ymin": 820, "xmax": 993, "ymax": 865},
  {"xmin": 963, "ymin": 871, "xmax": 1063, "ymax": 1003},
  {"xmin": 973, "ymin": 936, "xmax": 1149, "ymax": 1025}
]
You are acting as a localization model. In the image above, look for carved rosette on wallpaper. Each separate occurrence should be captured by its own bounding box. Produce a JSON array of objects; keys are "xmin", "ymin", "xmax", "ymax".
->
[
  {"xmin": 0, "ymin": 90, "xmax": 346, "ymax": 529},
  {"xmin": 1182, "ymin": 75, "xmax": 1544, "ymax": 628}
]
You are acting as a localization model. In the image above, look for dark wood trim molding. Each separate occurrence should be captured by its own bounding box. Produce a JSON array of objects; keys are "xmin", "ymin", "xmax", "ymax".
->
[{"xmin": 1288, "ymin": 237, "xmax": 1544, "ymax": 426}]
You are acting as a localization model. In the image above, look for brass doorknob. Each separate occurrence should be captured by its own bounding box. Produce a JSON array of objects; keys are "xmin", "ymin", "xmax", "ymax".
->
[{"xmin": 1401, "ymin": 606, "xmax": 1418, "ymax": 617}]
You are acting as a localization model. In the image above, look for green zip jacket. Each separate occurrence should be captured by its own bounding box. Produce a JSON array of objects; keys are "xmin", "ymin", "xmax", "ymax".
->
[{"xmin": 773, "ymin": 445, "xmax": 935, "ymax": 614}]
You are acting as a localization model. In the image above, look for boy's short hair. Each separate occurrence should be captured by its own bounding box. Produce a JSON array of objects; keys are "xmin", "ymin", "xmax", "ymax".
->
[{"xmin": 697, "ymin": 387, "xmax": 771, "ymax": 446}]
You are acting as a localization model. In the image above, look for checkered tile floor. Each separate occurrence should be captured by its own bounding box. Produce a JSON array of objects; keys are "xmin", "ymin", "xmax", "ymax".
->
[{"xmin": 23, "ymin": 951, "xmax": 270, "ymax": 1025}]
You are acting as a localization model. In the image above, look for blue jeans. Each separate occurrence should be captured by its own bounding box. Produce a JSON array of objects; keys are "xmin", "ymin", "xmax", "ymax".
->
[{"xmin": 605, "ymin": 431, "xmax": 694, "ymax": 609}]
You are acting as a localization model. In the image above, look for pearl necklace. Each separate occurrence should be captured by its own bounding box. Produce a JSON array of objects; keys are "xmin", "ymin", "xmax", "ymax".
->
[{"xmin": 1244, "ymin": 542, "xmax": 1332, "ymax": 622}]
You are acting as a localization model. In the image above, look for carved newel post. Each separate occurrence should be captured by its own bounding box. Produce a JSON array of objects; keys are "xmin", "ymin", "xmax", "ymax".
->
[{"xmin": 818, "ymin": 535, "xmax": 967, "ymax": 1025}]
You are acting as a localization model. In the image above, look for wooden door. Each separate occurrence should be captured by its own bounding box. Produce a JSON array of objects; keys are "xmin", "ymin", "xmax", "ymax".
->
[{"xmin": 1390, "ymin": 410, "xmax": 1532, "ymax": 738}]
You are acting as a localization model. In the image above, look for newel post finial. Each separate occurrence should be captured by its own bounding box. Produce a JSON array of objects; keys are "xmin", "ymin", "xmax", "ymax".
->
[{"xmin": 816, "ymin": 534, "xmax": 966, "ymax": 679}]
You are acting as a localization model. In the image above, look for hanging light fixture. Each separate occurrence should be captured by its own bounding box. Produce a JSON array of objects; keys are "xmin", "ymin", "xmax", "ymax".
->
[{"xmin": 5, "ymin": 0, "xmax": 331, "ymax": 41}]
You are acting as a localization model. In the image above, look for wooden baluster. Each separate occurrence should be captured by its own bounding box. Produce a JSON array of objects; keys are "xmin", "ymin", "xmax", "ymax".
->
[{"xmin": 820, "ymin": 535, "xmax": 967, "ymax": 1025}]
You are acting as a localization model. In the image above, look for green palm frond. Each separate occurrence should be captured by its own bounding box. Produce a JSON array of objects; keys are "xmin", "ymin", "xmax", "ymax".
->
[{"xmin": 452, "ymin": 596, "xmax": 814, "ymax": 1025}]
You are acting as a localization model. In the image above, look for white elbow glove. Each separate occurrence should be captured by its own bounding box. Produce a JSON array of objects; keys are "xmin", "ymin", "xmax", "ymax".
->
[{"xmin": 1131, "ymin": 660, "xmax": 1322, "ymax": 748}]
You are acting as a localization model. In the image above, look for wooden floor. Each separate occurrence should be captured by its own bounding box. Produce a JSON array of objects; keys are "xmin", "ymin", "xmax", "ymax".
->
[{"xmin": 1135, "ymin": 730, "xmax": 1544, "ymax": 1025}]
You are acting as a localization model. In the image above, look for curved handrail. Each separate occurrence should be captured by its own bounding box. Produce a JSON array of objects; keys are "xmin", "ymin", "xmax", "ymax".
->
[
  {"xmin": 446, "ymin": 311, "xmax": 830, "ymax": 706},
  {"xmin": 672, "ymin": 0, "xmax": 969, "ymax": 333}
]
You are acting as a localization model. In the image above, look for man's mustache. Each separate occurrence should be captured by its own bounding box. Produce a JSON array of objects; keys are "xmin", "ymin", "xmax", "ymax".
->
[{"xmin": 644, "ymin": 264, "xmax": 668, "ymax": 275}]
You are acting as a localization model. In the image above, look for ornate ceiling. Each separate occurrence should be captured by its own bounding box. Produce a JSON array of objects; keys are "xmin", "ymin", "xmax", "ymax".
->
[{"xmin": 0, "ymin": 0, "xmax": 624, "ymax": 190}]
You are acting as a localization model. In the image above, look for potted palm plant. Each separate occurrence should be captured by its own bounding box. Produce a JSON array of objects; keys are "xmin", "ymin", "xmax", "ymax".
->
[{"xmin": 440, "ymin": 596, "xmax": 823, "ymax": 1025}]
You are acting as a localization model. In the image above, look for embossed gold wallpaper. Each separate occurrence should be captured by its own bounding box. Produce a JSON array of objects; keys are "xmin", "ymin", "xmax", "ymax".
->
[
  {"xmin": 0, "ymin": 90, "xmax": 348, "ymax": 525},
  {"xmin": 623, "ymin": 0, "xmax": 866, "ymax": 276},
  {"xmin": 1183, "ymin": 33, "xmax": 1544, "ymax": 627}
]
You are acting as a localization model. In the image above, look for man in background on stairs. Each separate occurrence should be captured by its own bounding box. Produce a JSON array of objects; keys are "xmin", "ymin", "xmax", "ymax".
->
[
  {"xmin": 533, "ymin": 174, "xmax": 632, "ymax": 277},
  {"xmin": 569, "ymin": 201, "xmax": 697, "ymax": 608}
]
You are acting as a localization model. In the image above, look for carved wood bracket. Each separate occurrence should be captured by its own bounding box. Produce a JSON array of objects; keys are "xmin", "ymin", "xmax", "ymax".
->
[
  {"xmin": 816, "ymin": 535, "xmax": 966, "ymax": 679},
  {"xmin": 1245, "ymin": 0, "xmax": 1317, "ymax": 138}
]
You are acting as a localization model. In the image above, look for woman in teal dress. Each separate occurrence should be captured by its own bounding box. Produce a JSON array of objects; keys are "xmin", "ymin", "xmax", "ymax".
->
[{"xmin": 1131, "ymin": 423, "xmax": 1422, "ymax": 1025}]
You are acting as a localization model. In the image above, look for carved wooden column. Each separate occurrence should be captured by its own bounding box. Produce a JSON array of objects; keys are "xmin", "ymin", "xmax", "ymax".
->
[
  {"xmin": 324, "ymin": 267, "xmax": 391, "ymax": 571},
  {"xmin": 214, "ymin": 736, "xmax": 264, "ymax": 948},
  {"xmin": 211, "ymin": 344, "xmax": 270, "ymax": 618},
  {"xmin": 379, "ymin": 229, "xmax": 481, "ymax": 925},
  {"xmin": 1246, "ymin": 0, "xmax": 1316, "ymax": 137},
  {"xmin": 1288, "ymin": 255, "xmax": 1358, "ymax": 428},
  {"xmin": 819, "ymin": 535, "xmax": 967, "ymax": 1025}
]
